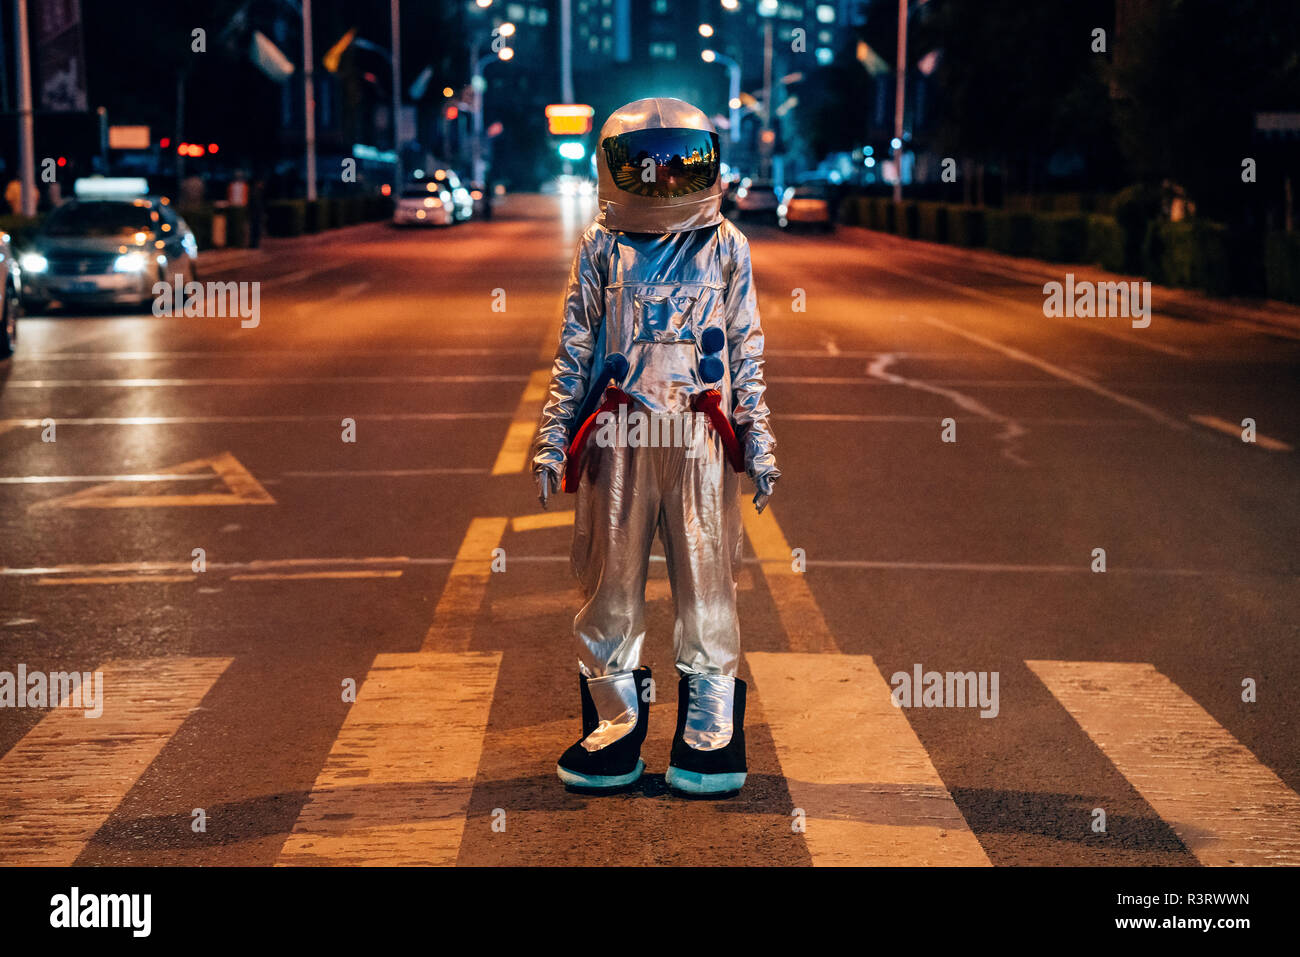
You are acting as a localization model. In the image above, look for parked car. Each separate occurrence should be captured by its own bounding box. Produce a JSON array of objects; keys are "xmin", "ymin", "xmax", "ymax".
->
[
  {"xmin": 778, "ymin": 184, "xmax": 833, "ymax": 230},
  {"xmin": 392, "ymin": 183, "xmax": 454, "ymax": 226},
  {"xmin": 731, "ymin": 180, "xmax": 780, "ymax": 221},
  {"xmin": 0, "ymin": 231, "xmax": 20, "ymax": 358},
  {"xmin": 21, "ymin": 197, "xmax": 197, "ymax": 312}
]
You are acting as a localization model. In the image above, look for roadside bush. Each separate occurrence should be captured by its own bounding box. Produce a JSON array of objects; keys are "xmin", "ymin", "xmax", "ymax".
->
[
  {"xmin": 1031, "ymin": 213, "xmax": 1088, "ymax": 263},
  {"xmin": 1112, "ymin": 183, "xmax": 1161, "ymax": 274},
  {"xmin": 1264, "ymin": 231, "xmax": 1300, "ymax": 305},
  {"xmin": 947, "ymin": 206, "xmax": 986, "ymax": 248},
  {"xmin": 985, "ymin": 210, "xmax": 1035, "ymax": 256},
  {"xmin": 0, "ymin": 214, "xmax": 43, "ymax": 251},
  {"xmin": 916, "ymin": 202, "xmax": 948, "ymax": 243},
  {"xmin": 179, "ymin": 206, "xmax": 214, "ymax": 250},
  {"xmin": 896, "ymin": 201, "xmax": 920, "ymax": 238},
  {"xmin": 325, "ymin": 198, "xmax": 342, "ymax": 229},
  {"xmin": 1144, "ymin": 219, "xmax": 1231, "ymax": 295},
  {"xmin": 1084, "ymin": 215, "xmax": 1126, "ymax": 272},
  {"xmin": 267, "ymin": 199, "xmax": 306, "ymax": 237},
  {"xmin": 303, "ymin": 199, "xmax": 327, "ymax": 234},
  {"xmin": 223, "ymin": 205, "xmax": 250, "ymax": 248}
]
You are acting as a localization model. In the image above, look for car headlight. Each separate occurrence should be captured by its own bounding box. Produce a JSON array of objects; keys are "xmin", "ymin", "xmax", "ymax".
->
[
  {"xmin": 113, "ymin": 252, "xmax": 148, "ymax": 274},
  {"xmin": 20, "ymin": 253, "xmax": 47, "ymax": 273}
]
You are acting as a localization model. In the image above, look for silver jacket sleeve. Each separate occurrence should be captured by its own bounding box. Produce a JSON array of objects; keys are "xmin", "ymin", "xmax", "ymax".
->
[
  {"xmin": 721, "ymin": 223, "xmax": 779, "ymax": 485},
  {"xmin": 532, "ymin": 224, "xmax": 610, "ymax": 476}
]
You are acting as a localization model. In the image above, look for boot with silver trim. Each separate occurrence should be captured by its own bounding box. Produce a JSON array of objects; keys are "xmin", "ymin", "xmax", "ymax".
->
[
  {"xmin": 556, "ymin": 666, "xmax": 651, "ymax": 792},
  {"xmin": 666, "ymin": 672, "xmax": 747, "ymax": 797}
]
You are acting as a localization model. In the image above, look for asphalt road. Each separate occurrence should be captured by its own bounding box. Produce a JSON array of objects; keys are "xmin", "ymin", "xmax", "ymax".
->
[{"xmin": 1, "ymin": 193, "xmax": 1297, "ymax": 866}]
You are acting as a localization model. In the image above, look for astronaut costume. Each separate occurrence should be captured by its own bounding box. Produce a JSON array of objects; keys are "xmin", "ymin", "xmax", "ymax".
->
[{"xmin": 531, "ymin": 98, "xmax": 778, "ymax": 797}]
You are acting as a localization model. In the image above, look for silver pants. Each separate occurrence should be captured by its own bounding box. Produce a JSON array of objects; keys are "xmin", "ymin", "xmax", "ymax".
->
[{"xmin": 571, "ymin": 406, "xmax": 742, "ymax": 678}]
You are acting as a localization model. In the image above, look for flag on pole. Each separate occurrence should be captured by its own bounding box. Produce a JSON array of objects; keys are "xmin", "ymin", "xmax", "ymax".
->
[
  {"xmin": 323, "ymin": 28, "xmax": 356, "ymax": 73},
  {"xmin": 251, "ymin": 31, "xmax": 295, "ymax": 82},
  {"xmin": 855, "ymin": 41, "xmax": 891, "ymax": 78}
]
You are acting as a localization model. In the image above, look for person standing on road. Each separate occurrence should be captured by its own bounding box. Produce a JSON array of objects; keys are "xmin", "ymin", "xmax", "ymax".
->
[{"xmin": 532, "ymin": 97, "xmax": 779, "ymax": 798}]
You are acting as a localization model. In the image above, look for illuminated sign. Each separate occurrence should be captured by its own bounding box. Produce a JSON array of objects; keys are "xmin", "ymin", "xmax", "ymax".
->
[{"xmin": 546, "ymin": 104, "xmax": 594, "ymax": 136}]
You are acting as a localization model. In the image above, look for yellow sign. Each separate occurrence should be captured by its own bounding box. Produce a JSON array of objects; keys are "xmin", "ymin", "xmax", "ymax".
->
[{"xmin": 545, "ymin": 104, "xmax": 594, "ymax": 136}]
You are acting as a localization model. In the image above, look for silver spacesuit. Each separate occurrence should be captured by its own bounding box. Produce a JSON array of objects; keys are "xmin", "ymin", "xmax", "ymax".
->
[{"xmin": 532, "ymin": 97, "xmax": 778, "ymax": 796}]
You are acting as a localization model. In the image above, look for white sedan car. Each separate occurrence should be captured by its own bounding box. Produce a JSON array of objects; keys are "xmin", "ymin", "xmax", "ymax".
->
[{"xmin": 392, "ymin": 184, "xmax": 454, "ymax": 227}]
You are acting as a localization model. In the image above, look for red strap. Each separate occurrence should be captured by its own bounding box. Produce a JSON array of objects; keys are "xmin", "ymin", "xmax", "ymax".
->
[
  {"xmin": 691, "ymin": 390, "xmax": 747, "ymax": 474},
  {"xmin": 563, "ymin": 388, "xmax": 631, "ymax": 493}
]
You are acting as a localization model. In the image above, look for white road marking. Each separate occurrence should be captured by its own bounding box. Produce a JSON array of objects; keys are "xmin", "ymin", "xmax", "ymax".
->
[
  {"xmin": 747, "ymin": 652, "xmax": 990, "ymax": 866},
  {"xmin": 29, "ymin": 452, "xmax": 274, "ymax": 511},
  {"xmin": 6, "ymin": 374, "xmax": 525, "ymax": 387},
  {"xmin": 0, "ymin": 473, "xmax": 218, "ymax": 485},
  {"xmin": 919, "ymin": 315, "xmax": 1190, "ymax": 431},
  {"xmin": 1189, "ymin": 415, "xmax": 1293, "ymax": 451},
  {"xmin": 868, "ymin": 352, "xmax": 1029, "ymax": 466},
  {"xmin": 15, "ymin": 348, "xmax": 538, "ymax": 359},
  {"xmin": 1028, "ymin": 660, "xmax": 1300, "ymax": 866},
  {"xmin": 0, "ymin": 657, "xmax": 233, "ymax": 865},
  {"xmin": 292, "ymin": 280, "xmax": 372, "ymax": 315},
  {"xmin": 277, "ymin": 651, "xmax": 501, "ymax": 866},
  {"xmin": 0, "ymin": 412, "xmax": 509, "ymax": 429},
  {"xmin": 860, "ymin": 244, "xmax": 1194, "ymax": 358}
]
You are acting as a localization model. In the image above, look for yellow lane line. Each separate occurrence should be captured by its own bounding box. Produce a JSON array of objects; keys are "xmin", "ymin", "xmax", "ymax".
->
[
  {"xmin": 746, "ymin": 652, "xmax": 990, "ymax": 866},
  {"xmin": 0, "ymin": 657, "xmax": 233, "ymax": 866},
  {"xmin": 491, "ymin": 369, "xmax": 551, "ymax": 475},
  {"xmin": 421, "ymin": 517, "xmax": 509, "ymax": 651},
  {"xmin": 277, "ymin": 651, "xmax": 502, "ymax": 866},
  {"xmin": 1027, "ymin": 660, "xmax": 1300, "ymax": 866},
  {"xmin": 740, "ymin": 501, "xmax": 840, "ymax": 654}
]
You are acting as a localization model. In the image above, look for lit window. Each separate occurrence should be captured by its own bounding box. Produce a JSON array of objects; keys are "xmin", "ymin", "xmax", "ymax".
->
[
  {"xmin": 529, "ymin": 7, "xmax": 548, "ymax": 24},
  {"xmin": 653, "ymin": 0, "xmax": 669, "ymax": 13},
  {"xmin": 506, "ymin": 3, "xmax": 525, "ymax": 20},
  {"xmin": 816, "ymin": 4, "xmax": 835, "ymax": 23},
  {"xmin": 815, "ymin": 47, "xmax": 833, "ymax": 65}
]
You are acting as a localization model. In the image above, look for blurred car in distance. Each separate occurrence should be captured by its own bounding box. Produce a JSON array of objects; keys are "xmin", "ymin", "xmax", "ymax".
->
[
  {"xmin": 392, "ymin": 183, "xmax": 454, "ymax": 226},
  {"xmin": 21, "ymin": 181, "xmax": 198, "ymax": 313},
  {"xmin": 778, "ymin": 184, "xmax": 833, "ymax": 230}
]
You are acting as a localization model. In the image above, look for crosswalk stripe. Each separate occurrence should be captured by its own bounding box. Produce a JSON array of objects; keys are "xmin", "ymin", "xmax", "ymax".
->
[
  {"xmin": 0, "ymin": 657, "xmax": 233, "ymax": 865},
  {"xmin": 740, "ymin": 504, "xmax": 840, "ymax": 654},
  {"xmin": 1027, "ymin": 660, "xmax": 1300, "ymax": 865},
  {"xmin": 491, "ymin": 369, "xmax": 551, "ymax": 474},
  {"xmin": 421, "ymin": 517, "xmax": 508, "ymax": 651},
  {"xmin": 277, "ymin": 652, "xmax": 501, "ymax": 866},
  {"xmin": 746, "ymin": 652, "xmax": 990, "ymax": 866}
]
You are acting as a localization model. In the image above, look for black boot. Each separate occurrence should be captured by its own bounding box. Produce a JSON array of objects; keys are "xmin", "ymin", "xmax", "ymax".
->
[
  {"xmin": 666, "ymin": 673, "xmax": 747, "ymax": 797},
  {"xmin": 556, "ymin": 666, "xmax": 651, "ymax": 792}
]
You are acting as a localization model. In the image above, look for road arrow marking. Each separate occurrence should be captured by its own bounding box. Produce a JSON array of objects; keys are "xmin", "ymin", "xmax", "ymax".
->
[{"xmin": 29, "ymin": 452, "xmax": 275, "ymax": 510}]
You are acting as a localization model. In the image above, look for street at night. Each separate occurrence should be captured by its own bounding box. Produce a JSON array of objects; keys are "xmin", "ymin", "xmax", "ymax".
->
[
  {"xmin": 1, "ymin": 193, "xmax": 1297, "ymax": 870},
  {"xmin": 0, "ymin": 0, "xmax": 1298, "ymax": 942}
]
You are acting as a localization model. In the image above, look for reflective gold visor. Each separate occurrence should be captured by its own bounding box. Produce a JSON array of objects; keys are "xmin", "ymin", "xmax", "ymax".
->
[{"xmin": 602, "ymin": 128, "xmax": 720, "ymax": 198}]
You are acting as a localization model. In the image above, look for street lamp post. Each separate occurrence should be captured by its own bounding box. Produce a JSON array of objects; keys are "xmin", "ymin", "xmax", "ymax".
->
[
  {"xmin": 467, "ymin": 20, "xmax": 516, "ymax": 185},
  {"xmin": 701, "ymin": 50, "xmax": 741, "ymax": 145},
  {"xmin": 303, "ymin": 0, "xmax": 317, "ymax": 200},
  {"xmin": 893, "ymin": 0, "xmax": 907, "ymax": 202},
  {"xmin": 391, "ymin": 0, "xmax": 403, "ymax": 188}
]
